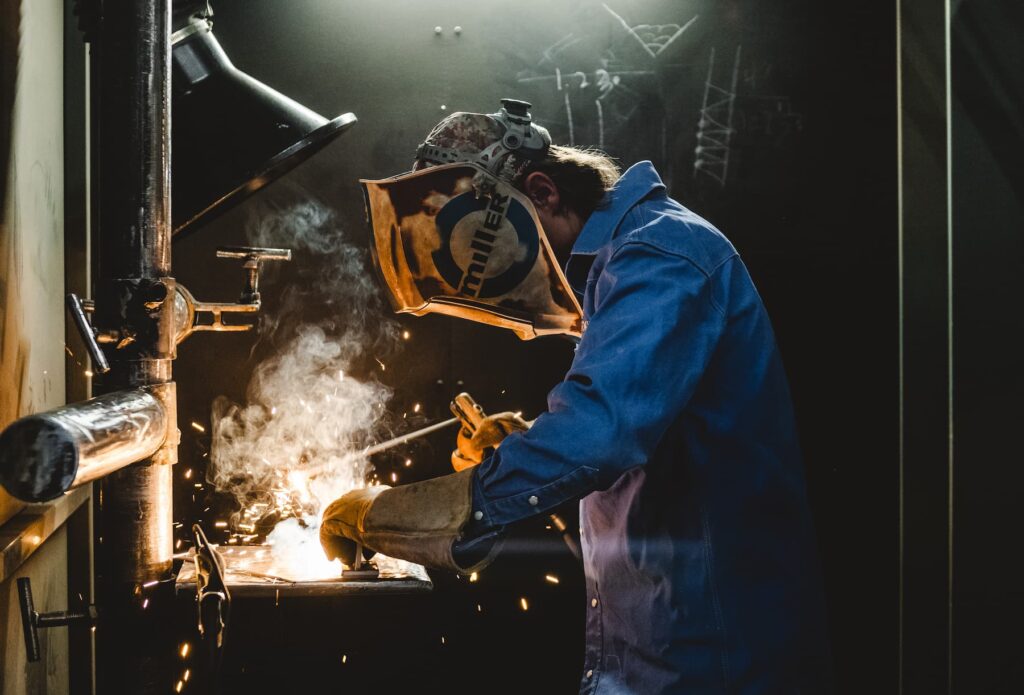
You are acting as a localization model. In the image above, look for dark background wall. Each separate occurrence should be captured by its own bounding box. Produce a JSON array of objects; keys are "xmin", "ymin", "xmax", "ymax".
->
[
  {"xmin": 951, "ymin": 1, "xmax": 1024, "ymax": 691},
  {"xmin": 170, "ymin": 1, "xmax": 900, "ymax": 692}
]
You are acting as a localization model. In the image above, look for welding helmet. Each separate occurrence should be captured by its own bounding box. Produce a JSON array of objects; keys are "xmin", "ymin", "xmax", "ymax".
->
[{"xmin": 360, "ymin": 100, "xmax": 583, "ymax": 340}]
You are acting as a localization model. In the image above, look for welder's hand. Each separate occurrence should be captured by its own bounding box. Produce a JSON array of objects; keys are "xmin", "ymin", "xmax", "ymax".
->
[
  {"xmin": 319, "ymin": 469, "xmax": 498, "ymax": 574},
  {"xmin": 451, "ymin": 412, "xmax": 531, "ymax": 472},
  {"xmin": 319, "ymin": 486, "xmax": 386, "ymax": 566}
]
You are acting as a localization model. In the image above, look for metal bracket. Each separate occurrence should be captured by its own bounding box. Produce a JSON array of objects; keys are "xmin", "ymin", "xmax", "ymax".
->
[
  {"xmin": 18, "ymin": 577, "xmax": 98, "ymax": 663},
  {"xmin": 172, "ymin": 246, "xmax": 291, "ymax": 343},
  {"xmin": 67, "ymin": 246, "xmax": 291, "ymax": 361}
]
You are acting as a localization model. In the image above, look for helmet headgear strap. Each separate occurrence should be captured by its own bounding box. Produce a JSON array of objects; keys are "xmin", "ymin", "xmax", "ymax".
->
[{"xmin": 415, "ymin": 99, "xmax": 552, "ymax": 187}]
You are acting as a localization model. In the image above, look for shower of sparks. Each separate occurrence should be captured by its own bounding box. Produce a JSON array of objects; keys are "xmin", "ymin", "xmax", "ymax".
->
[
  {"xmin": 175, "ymin": 681, "xmax": 183, "ymax": 693},
  {"xmin": 402, "ymin": 330, "xmax": 411, "ymax": 340},
  {"xmin": 204, "ymin": 319, "xmax": 434, "ymax": 584},
  {"xmin": 184, "ymin": 469, "xmax": 193, "ymax": 479},
  {"xmin": 469, "ymin": 572, "xmax": 479, "ymax": 583},
  {"xmin": 190, "ymin": 422, "xmax": 206, "ymax": 433},
  {"xmin": 183, "ymin": 669, "xmax": 190, "ymax": 682},
  {"xmin": 342, "ymin": 654, "xmax": 347, "ymax": 664},
  {"xmin": 405, "ymin": 458, "xmax": 412, "ymax": 467},
  {"xmin": 477, "ymin": 604, "xmax": 482, "ymax": 612},
  {"xmin": 520, "ymin": 597, "xmax": 529, "ymax": 611},
  {"xmin": 142, "ymin": 580, "xmax": 158, "ymax": 588},
  {"xmin": 545, "ymin": 574, "xmax": 560, "ymax": 584},
  {"xmin": 84, "ymin": 369, "xmax": 93, "ymax": 378},
  {"xmin": 142, "ymin": 599, "xmax": 149, "ymax": 609},
  {"xmin": 441, "ymin": 636, "xmax": 446, "ymax": 645}
]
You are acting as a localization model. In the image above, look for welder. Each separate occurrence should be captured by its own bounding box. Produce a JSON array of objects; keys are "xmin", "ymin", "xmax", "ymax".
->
[{"xmin": 321, "ymin": 99, "xmax": 832, "ymax": 693}]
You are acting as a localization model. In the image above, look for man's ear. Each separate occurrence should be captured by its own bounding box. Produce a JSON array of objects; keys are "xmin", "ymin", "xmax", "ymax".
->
[{"xmin": 522, "ymin": 171, "xmax": 561, "ymax": 213}]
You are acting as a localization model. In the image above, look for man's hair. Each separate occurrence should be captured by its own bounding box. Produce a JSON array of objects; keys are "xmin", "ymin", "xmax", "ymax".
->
[{"xmin": 514, "ymin": 145, "xmax": 621, "ymax": 219}]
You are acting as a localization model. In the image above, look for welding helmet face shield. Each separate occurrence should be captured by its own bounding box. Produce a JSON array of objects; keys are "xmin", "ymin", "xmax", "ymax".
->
[{"xmin": 360, "ymin": 162, "xmax": 584, "ymax": 340}]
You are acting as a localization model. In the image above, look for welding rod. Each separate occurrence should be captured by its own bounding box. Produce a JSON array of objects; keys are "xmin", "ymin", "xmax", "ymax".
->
[
  {"xmin": 363, "ymin": 417, "xmax": 459, "ymax": 457},
  {"xmin": 303, "ymin": 417, "xmax": 460, "ymax": 478}
]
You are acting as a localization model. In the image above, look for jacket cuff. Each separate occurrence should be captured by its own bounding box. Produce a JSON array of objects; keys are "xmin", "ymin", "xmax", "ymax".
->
[{"xmin": 473, "ymin": 464, "xmax": 599, "ymax": 526}]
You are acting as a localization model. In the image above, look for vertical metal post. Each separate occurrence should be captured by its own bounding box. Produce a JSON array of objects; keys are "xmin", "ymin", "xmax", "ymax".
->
[
  {"xmin": 91, "ymin": 1, "xmax": 176, "ymax": 692},
  {"xmin": 898, "ymin": 0, "xmax": 953, "ymax": 693}
]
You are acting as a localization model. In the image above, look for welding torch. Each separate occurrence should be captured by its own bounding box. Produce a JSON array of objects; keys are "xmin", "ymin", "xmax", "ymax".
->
[{"xmin": 449, "ymin": 393, "xmax": 581, "ymax": 561}]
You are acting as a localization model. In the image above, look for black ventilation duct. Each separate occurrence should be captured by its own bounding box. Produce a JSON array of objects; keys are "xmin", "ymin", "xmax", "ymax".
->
[{"xmin": 171, "ymin": 4, "xmax": 356, "ymax": 235}]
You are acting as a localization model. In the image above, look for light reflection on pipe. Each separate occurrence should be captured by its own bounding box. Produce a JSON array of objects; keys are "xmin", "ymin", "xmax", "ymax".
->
[{"xmin": 0, "ymin": 387, "xmax": 172, "ymax": 502}]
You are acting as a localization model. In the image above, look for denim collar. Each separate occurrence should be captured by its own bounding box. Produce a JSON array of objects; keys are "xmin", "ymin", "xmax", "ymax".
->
[{"xmin": 564, "ymin": 161, "xmax": 666, "ymax": 293}]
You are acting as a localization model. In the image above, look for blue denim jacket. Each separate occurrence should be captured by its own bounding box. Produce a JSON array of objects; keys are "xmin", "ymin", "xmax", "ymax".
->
[{"xmin": 466, "ymin": 162, "xmax": 832, "ymax": 693}]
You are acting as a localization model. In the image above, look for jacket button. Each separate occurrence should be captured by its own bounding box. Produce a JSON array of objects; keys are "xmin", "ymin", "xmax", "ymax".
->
[
  {"xmin": 473, "ymin": 511, "xmax": 483, "ymax": 521},
  {"xmin": 528, "ymin": 495, "xmax": 539, "ymax": 506},
  {"xmin": 591, "ymin": 598, "xmax": 598, "ymax": 608},
  {"xmin": 586, "ymin": 670, "xmax": 594, "ymax": 679}
]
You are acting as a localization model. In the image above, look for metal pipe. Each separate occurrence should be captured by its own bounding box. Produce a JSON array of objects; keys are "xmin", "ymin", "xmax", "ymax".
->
[
  {"xmin": 90, "ymin": 1, "xmax": 175, "ymax": 692},
  {"xmin": 95, "ymin": 5, "xmax": 171, "ymax": 282},
  {"xmin": 0, "ymin": 388, "xmax": 170, "ymax": 502}
]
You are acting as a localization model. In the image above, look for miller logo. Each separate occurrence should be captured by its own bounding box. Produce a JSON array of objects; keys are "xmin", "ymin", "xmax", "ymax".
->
[{"xmin": 432, "ymin": 191, "xmax": 539, "ymax": 299}]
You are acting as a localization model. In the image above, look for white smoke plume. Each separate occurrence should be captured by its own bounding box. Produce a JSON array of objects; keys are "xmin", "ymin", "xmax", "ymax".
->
[{"xmin": 208, "ymin": 201, "xmax": 400, "ymax": 579}]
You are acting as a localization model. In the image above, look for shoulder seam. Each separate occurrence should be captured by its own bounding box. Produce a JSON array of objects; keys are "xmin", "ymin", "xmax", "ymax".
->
[
  {"xmin": 608, "ymin": 240, "xmax": 735, "ymax": 316},
  {"xmin": 706, "ymin": 255, "xmax": 737, "ymax": 315},
  {"xmin": 611, "ymin": 238, "xmax": 738, "ymax": 276},
  {"xmin": 608, "ymin": 240, "xmax": 737, "ymax": 316}
]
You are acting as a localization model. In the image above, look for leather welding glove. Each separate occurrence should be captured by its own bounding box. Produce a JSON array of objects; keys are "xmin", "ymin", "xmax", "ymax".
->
[
  {"xmin": 451, "ymin": 412, "xmax": 532, "ymax": 472},
  {"xmin": 319, "ymin": 468, "xmax": 499, "ymax": 574}
]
